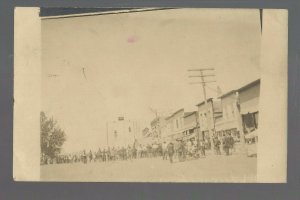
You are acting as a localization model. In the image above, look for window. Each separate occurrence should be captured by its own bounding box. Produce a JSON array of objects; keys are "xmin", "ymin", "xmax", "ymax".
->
[
  {"xmin": 242, "ymin": 113, "xmax": 256, "ymax": 133},
  {"xmin": 176, "ymin": 119, "xmax": 179, "ymax": 129}
]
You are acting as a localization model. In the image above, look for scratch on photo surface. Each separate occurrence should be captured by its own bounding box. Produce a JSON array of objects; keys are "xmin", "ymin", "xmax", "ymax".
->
[{"xmin": 82, "ymin": 67, "xmax": 87, "ymax": 80}]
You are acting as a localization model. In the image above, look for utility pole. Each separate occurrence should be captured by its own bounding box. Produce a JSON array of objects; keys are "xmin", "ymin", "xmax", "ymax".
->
[
  {"xmin": 106, "ymin": 122, "xmax": 109, "ymax": 147},
  {"xmin": 188, "ymin": 68, "xmax": 216, "ymax": 146}
]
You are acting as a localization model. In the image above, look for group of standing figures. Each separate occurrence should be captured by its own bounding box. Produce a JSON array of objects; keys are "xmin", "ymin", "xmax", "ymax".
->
[
  {"xmin": 162, "ymin": 133, "xmax": 236, "ymax": 163},
  {"xmin": 52, "ymin": 144, "xmax": 163, "ymax": 164},
  {"xmin": 43, "ymin": 134, "xmax": 236, "ymax": 165}
]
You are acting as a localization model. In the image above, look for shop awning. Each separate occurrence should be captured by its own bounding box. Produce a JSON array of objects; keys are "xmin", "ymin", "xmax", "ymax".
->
[
  {"xmin": 240, "ymin": 97, "xmax": 259, "ymax": 115},
  {"xmin": 245, "ymin": 129, "xmax": 258, "ymax": 139}
]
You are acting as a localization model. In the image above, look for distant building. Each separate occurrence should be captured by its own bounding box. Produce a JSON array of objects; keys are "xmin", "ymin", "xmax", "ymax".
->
[
  {"xmin": 162, "ymin": 109, "xmax": 185, "ymax": 140},
  {"xmin": 107, "ymin": 117, "xmax": 137, "ymax": 148},
  {"xmin": 183, "ymin": 111, "xmax": 199, "ymax": 140},
  {"xmin": 150, "ymin": 117, "xmax": 166, "ymax": 138},
  {"xmin": 161, "ymin": 109, "xmax": 200, "ymax": 142}
]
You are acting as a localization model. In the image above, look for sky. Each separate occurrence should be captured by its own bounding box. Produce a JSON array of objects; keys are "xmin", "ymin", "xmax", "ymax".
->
[{"xmin": 41, "ymin": 8, "xmax": 261, "ymax": 153}]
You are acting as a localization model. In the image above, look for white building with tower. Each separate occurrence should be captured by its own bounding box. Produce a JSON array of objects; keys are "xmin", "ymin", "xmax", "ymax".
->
[{"xmin": 106, "ymin": 117, "xmax": 138, "ymax": 148}]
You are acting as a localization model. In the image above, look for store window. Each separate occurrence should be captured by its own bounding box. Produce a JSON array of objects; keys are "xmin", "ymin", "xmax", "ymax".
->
[{"xmin": 242, "ymin": 113, "xmax": 256, "ymax": 133}]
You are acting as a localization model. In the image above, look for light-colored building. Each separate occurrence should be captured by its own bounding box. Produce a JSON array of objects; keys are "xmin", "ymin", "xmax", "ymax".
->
[
  {"xmin": 196, "ymin": 98, "xmax": 222, "ymax": 143},
  {"xmin": 150, "ymin": 117, "xmax": 166, "ymax": 138},
  {"xmin": 162, "ymin": 109, "xmax": 185, "ymax": 140},
  {"xmin": 161, "ymin": 109, "xmax": 200, "ymax": 142},
  {"xmin": 215, "ymin": 90, "xmax": 242, "ymax": 142},
  {"xmin": 107, "ymin": 117, "xmax": 137, "ymax": 148},
  {"xmin": 183, "ymin": 111, "xmax": 199, "ymax": 140},
  {"xmin": 237, "ymin": 79, "xmax": 260, "ymax": 143}
]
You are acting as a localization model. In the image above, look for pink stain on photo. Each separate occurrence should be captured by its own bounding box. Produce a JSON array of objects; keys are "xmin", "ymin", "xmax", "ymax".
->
[{"xmin": 127, "ymin": 36, "xmax": 138, "ymax": 43}]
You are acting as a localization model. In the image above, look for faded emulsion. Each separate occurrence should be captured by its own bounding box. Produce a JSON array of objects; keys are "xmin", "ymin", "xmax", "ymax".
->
[{"xmin": 13, "ymin": 8, "xmax": 287, "ymax": 182}]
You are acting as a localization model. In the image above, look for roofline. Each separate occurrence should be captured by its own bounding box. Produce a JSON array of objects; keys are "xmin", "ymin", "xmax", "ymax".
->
[
  {"xmin": 184, "ymin": 111, "xmax": 197, "ymax": 118},
  {"xmin": 237, "ymin": 79, "xmax": 260, "ymax": 92},
  {"xmin": 195, "ymin": 98, "xmax": 213, "ymax": 107},
  {"xmin": 165, "ymin": 108, "xmax": 184, "ymax": 120},
  {"xmin": 218, "ymin": 90, "xmax": 237, "ymax": 99}
]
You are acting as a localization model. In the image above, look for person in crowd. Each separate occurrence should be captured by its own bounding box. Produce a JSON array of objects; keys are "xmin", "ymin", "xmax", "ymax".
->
[
  {"xmin": 199, "ymin": 139, "xmax": 206, "ymax": 157},
  {"xmin": 146, "ymin": 144, "xmax": 152, "ymax": 158},
  {"xmin": 204, "ymin": 138, "xmax": 211, "ymax": 150},
  {"xmin": 102, "ymin": 148, "xmax": 107, "ymax": 162},
  {"xmin": 167, "ymin": 141, "xmax": 175, "ymax": 163},
  {"xmin": 213, "ymin": 137, "xmax": 221, "ymax": 155},
  {"xmin": 223, "ymin": 134, "xmax": 230, "ymax": 156},
  {"xmin": 132, "ymin": 145, "xmax": 137, "ymax": 159},
  {"xmin": 228, "ymin": 133, "xmax": 235, "ymax": 155},
  {"xmin": 191, "ymin": 139, "xmax": 199, "ymax": 158},
  {"xmin": 186, "ymin": 139, "xmax": 193, "ymax": 158},
  {"xmin": 89, "ymin": 150, "xmax": 93, "ymax": 163},
  {"xmin": 127, "ymin": 145, "xmax": 132, "ymax": 160},
  {"xmin": 82, "ymin": 150, "xmax": 87, "ymax": 164},
  {"xmin": 177, "ymin": 140, "xmax": 186, "ymax": 162},
  {"xmin": 162, "ymin": 141, "xmax": 168, "ymax": 160},
  {"xmin": 97, "ymin": 148, "xmax": 102, "ymax": 162}
]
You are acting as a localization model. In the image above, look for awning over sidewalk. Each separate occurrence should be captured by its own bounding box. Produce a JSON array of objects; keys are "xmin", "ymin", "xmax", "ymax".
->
[
  {"xmin": 239, "ymin": 97, "xmax": 259, "ymax": 115},
  {"xmin": 244, "ymin": 129, "xmax": 258, "ymax": 139}
]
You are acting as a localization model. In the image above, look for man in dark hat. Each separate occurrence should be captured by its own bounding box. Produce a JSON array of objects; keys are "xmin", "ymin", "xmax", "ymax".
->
[{"xmin": 167, "ymin": 142, "xmax": 175, "ymax": 163}]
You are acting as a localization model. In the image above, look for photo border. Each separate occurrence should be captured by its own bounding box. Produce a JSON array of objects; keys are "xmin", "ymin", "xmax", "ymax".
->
[{"xmin": 1, "ymin": 0, "xmax": 299, "ymax": 199}]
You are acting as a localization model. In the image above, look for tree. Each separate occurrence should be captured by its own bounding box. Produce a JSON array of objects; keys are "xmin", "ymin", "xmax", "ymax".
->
[{"xmin": 40, "ymin": 111, "xmax": 66, "ymax": 160}]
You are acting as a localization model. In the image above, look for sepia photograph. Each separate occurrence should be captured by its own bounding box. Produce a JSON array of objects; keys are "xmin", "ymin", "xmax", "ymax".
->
[{"xmin": 13, "ymin": 7, "xmax": 288, "ymax": 182}]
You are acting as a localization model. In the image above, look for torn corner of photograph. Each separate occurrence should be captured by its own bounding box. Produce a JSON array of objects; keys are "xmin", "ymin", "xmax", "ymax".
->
[{"xmin": 13, "ymin": 7, "xmax": 41, "ymax": 181}]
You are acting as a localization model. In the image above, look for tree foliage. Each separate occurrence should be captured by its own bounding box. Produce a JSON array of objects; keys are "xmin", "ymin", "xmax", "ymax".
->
[{"xmin": 40, "ymin": 111, "xmax": 66, "ymax": 159}]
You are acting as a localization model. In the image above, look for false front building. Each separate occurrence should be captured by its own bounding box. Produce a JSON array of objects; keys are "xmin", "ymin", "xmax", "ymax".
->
[
  {"xmin": 196, "ymin": 98, "xmax": 222, "ymax": 146},
  {"xmin": 161, "ymin": 109, "xmax": 199, "ymax": 142},
  {"xmin": 215, "ymin": 90, "xmax": 243, "ymax": 142},
  {"xmin": 237, "ymin": 79, "xmax": 260, "ymax": 144}
]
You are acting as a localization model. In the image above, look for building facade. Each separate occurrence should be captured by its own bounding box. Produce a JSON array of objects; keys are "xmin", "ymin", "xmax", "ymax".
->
[
  {"xmin": 150, "ymin": 117, "xmax": 166, "ymax": 138},
  {"xmin": 160, "ymin": 109, "xmax": 200, "ymax": 142},
  {"xmin": 196, "ymin": 98, "xmax": 222, "ymax": 144},
  {"xmin": 107, "ymin": 118, "xmax": 137, "ymax": 148},
  {"xmin": 183, "ymin": 111, "xmax": 199, "ymax": 140},
  {"xmin": 238, "ymin": 79, "xmax": 260, "ymax": 144},
  {"xmin": 162, "ymin": 109, "xmax": 185, "ymax": 141},
  {"xmin": 215, "ymin": 90, "xmax": 242, "ymax": 142}
]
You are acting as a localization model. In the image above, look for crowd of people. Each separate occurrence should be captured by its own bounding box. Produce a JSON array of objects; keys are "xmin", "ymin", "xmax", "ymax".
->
[{"xmin": 41, "ymin": 133, "xmax": 237, "ymax": 165}]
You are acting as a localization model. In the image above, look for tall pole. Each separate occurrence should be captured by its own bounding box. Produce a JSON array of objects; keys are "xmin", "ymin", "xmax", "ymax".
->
[
  {"xmin": 188, "ymin": 68, "xmax": 216, "ymax": 146},
  {"xmin": 106, "ymin": 122, "xmax": 109, "ymax": 147},
  {"xmin": 199, "ymin": 70, "xmax": 212, "ymax": 144}
]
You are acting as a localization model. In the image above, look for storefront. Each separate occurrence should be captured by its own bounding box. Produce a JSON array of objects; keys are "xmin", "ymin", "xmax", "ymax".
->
[
  {"xmin": 242, "ymin": 112, "xmax": 259, "ymax": 144},
  {"xmin": 238, "ymin": 79, "xmax": 260, "ymax": 156}
]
